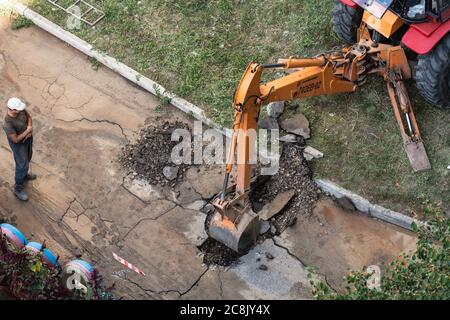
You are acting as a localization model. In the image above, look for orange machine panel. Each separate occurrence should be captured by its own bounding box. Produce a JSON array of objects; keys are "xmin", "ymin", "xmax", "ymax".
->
[{"xmin": 362, "ymin": 10, "xmax": 403, "ymax": 38}]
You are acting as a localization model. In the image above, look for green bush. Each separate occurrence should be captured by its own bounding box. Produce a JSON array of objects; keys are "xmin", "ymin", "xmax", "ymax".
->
[{"xmin": 11, "ymin": 16, "xmax": 34, "ymax": 30}]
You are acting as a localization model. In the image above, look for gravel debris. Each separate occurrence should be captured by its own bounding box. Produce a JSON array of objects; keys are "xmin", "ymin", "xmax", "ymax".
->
[
  {"xmin": 119, "ymin": 121, "xmax": 195, "ymax": 187},
  {"xmin": 199, "ymin": 238, "xmax": 241, "ymax": 267},
  {"xmin": 251, "ymin": 143, "xmax": 321, "ymax": 234},
  {"xmin": 258, "ymin": 264, "xmax": 268, "ymax": 271},
  {"xmin": 265, "ymin": 252, "xmax": 274, "ymax": 260}
]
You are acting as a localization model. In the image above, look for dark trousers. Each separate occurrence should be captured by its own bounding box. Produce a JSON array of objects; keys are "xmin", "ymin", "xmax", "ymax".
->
[{"xmin": 7, "ymin": 136, "xmax": 33, "ymax": 190}]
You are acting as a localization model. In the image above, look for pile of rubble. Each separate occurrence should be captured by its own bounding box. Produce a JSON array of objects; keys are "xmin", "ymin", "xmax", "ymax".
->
[
  {"xmin": 250, "ymin": 102, "xmax": 323, "ymax": 234},
  {"xmin": 260, "ymin": 102, "xmax": 323, "ymax": 161},
  {"xmin": 119, "ymin": 121, "xmax": 195, "ymax": 187},
  {"xmin": 251, "ymin": 143, "xmax": 322, "ymax": 235},
  {"xmin": 199, "ymin": 238, "xmax": 241, "ymax": 267}
]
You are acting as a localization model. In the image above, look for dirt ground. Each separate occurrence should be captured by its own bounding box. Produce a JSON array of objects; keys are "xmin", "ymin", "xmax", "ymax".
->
[{"xmin": 0, "ymin": 18, "xmax": 417, "ymax": 299}]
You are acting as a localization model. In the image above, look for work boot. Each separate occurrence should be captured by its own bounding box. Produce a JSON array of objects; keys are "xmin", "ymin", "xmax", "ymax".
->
[
  {"xmin": 25, "ymin": 173, "xmax": 37, "ymax": 181},
  {"xmin": 13, "ymin": 186, "xmax": 29, "ymax": 201}
]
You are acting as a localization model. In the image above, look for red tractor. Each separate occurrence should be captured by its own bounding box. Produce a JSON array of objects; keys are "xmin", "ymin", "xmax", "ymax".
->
[{"xmin": 333, "ymin": 0, "xmax": 449, "ymax": 108}]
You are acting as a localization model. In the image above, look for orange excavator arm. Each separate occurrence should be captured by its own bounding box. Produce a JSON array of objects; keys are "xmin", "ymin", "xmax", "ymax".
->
[
  {"xmin": 223, "ymin": 55, "xmax": 359, "ymax": 200},
  {"xmin": 208, "ymin": 22, "xmax": 431, "ymax": 253}
]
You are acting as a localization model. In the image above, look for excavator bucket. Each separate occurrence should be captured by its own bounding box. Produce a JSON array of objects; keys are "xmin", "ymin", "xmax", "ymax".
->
[
  {"xmin": 404, "ymin": 140, "xmax": 431, "ymax": 172},
  {"xmin": 207, "ymin": 207, "xmax": 259, "ymax": 254}
]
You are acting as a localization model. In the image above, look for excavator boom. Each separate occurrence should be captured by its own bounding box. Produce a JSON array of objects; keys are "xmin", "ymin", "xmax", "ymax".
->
[{"xmin": 207, "ymin": 21, "xmax": 431, "ymax": 253}]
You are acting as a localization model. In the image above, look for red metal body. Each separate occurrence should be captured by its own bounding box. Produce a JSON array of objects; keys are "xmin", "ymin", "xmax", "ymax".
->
[
  {"xmin": 339, "ymin": 0, "xmax": 358, "ymax": 8},
  {"xmin": 402, "ymin": 18, "xmax": 450, "ymax": 54},
  {"xmin": 340, "ymin": 0, "xmax": 450, "ymax": 55}
]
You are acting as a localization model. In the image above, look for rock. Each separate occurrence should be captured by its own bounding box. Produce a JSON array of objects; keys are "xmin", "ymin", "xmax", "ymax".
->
[
  {"xmin": 279, "ymin": 134, "xmax": 297, "ymax": 143},
  {"xmin": 163, "ymin": 166, "xmax": 179, "ymax": 181},
  {"xmin": 258, "ymin": 264, "xmax": 268, "ymax": 271},
  {"xmin": 267, "ymin": 101, "xmax": 285, "ymax": 118},
  {"xmin": 258, "ymin": 116, "xmax": 279, "ymax": 130},
  {"xmin": 280, "ymin": 113, "xmax": 310, "ymax": 139},
  {"xmin": 288, "ymin": 216, "xmax": 297, "ymax": 227},
  {"xmin": 122, "ymin": 177, "xmax": 165, "ymax": 203},
  {"xmin": 265, "ymin": 252, "xmax": 274, "ymax": 260},
  {"xmin": 185, "ymin": 200, "xmax": 206, "ymax": 211},
  {"xmin": 303, "ymin": 146, "xmax": 323, "ymax": 161},
  {"xmin": 270, "ymin": 225, "xmax": 277, "ymax": 234},
  {"xmin": 337, "ymin": 196, "xmax": 356, "ymax": 211},
  {"xmin": 259, "ymin": 190, "xmax": 296, "ymax": 221},
  {"xmin": 253, "ymin": 201, "xmax": 264, "ymax": 212},
  {"xmin": 74, "ymin": 247, "xmax": 83, "ymax": 258},
  {"xmin": 259, "ymin": 220, "xmax": 270, "ymax": 235},
  {"xmin": 202, "ymin": 203, "xmax": 215, "ymax": 214}
]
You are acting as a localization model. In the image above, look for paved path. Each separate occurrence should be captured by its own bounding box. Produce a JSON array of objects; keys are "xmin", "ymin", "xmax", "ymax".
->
[{"xmin": 0, "ymin": 18, "xmax": 416, "ymax": 299}]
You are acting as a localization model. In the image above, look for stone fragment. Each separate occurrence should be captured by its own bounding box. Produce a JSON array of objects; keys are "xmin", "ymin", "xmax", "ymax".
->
[
  {"xmin": 279, "ymin": 134, "xmax": 297, "ymax": 143},
  {"xmin": 259, "ymin": 190, "xmax": 295, "ymax": 221},
  {"xmin": 259, "ymin": 220, "xmax": 270, "ymax": 235},
  {"xmin": 267, "ymin": 101, "xmax": 285, "ymax": 118},
  {"xmin": 280, "ymin": 113, "xmax": 310, "ymax": 138},
  {"xmin": 258, "ymin": 116, "xmax": 279, "ymax": 130},
  {"xmin": 163, "ymin": 166, "xmax": 179, "ymax": 180},
  {"xmin": 303, "ymin": 146, "xmax": 323, "ymax": 161}
]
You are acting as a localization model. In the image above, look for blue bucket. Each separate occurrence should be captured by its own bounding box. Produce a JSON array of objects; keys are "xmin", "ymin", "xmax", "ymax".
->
[{"xmin": 25, "ymin": 242, "xmax": 60, "ymax": 269}]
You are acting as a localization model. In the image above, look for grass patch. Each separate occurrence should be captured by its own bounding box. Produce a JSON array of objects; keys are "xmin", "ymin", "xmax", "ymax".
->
[
  {"xmin": 11, "ymin": 15, "xmax": 34, "ymax": 30},
  {"xmin": 88, "ymin": 56, "xmax": 102, "ymax": 70},
  {"xmin": 26, "ymin": 0, "xmax": 449, "ymax": 215}
]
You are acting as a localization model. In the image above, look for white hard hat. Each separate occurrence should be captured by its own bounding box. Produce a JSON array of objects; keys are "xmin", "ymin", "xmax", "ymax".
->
[{"xmin": 7, "ymin": 97, "xmax": 26, "ymax": 111}]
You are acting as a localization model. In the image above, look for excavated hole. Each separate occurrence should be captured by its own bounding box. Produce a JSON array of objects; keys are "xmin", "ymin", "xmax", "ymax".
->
[
  {"xmin": 251, "ymin": 142, "xmax": 322, "ymax": 235},
  {"xmin": 200, "ymin": 142, "xmax": 322, "ymax": 267}
]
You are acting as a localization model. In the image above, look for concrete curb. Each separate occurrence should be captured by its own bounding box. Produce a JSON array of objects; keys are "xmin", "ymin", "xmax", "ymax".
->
[
  {"xmin": 315, "ymin": 179, "xmax": 421, "ymax": 231},
  {"xmin": 13, "ymin": 3, "xmax": 421, "ymax": 232}
]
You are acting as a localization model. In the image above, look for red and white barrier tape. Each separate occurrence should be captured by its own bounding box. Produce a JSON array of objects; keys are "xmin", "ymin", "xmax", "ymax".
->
[{"xmin": 113, "ymin": 252, "xmax": 145, "ymax": 276}]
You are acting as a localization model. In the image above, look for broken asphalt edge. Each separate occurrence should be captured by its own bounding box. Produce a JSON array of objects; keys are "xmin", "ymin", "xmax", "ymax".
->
[{"xmin": 13, "ymin": 2, "xmax": 422, "ymax": 232}]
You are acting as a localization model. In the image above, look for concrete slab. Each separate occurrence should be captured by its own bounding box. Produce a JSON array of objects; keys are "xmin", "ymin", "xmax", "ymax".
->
[
  {"xmin": 227, "ymin": 239, "xmax": 318, "ymax": 299},
  {"xmin": 275, "ymin": 199, "xmax": 417, "ymax": 290}
]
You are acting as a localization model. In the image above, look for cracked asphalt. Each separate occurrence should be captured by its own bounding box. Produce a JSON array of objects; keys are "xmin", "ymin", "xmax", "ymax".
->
[{"xmin": 0, "ymin": 18, "xmax": 417, "ymax": 299}]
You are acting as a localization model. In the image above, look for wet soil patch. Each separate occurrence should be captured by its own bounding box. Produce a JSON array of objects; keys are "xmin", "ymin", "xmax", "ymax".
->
[
  {"xmin": 120, "ymin": 121, "xmax": 196, "ymax": 187},
  {"xmin": 251, "ymin": 143, "xmax": 321, "ymax": 234},
  {"xmin": 199, "ymin": 238, "xmax": 242, "ymax": 267}
]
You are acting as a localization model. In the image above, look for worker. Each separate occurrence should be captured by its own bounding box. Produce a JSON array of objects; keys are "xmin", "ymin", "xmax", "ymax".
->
[{"xmin": 2, "ymin": 97, "xmax": 37, "ymax": 201}]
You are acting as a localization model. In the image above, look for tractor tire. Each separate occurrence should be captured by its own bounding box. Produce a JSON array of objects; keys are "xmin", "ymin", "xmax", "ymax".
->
[
  {"xmin": 415, "ymin": 33, "xmax": 450, "ymax": 108},
  {"xmin": 332, "ymin": 1, "xmax": 363, "ymax": 44}
]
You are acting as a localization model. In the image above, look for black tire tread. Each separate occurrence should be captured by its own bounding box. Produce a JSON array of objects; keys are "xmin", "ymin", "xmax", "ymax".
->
[
  {"xmin": 415, "ymin": 33, "xmax": 450, "ymax": 108},
  {"xmin": 332, "ymin": 1, "xmax": 363, "ymax": 44}
]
